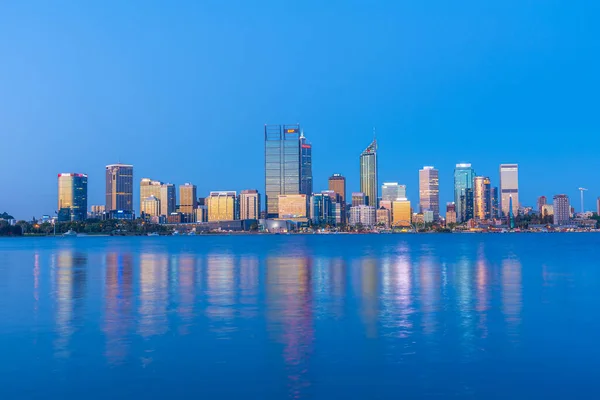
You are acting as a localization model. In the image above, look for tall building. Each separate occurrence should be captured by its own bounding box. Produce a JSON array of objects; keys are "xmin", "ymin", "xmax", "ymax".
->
[
  {"xmin": 473, "ymin": 176, "xmax": 491, "ymax": 220},
  {"xmin": 328, "ymin": 174, "xmax": 346, "ymax": 223},
  {"xmin": 310, "ymin": 193, "xmax": 332, "ymax": 225},
  {"xmin": 300, "ymin": 132, "xmax": 313, "ymax": 196},
  {"xmin": 541, "ymin": 204, "xmax": 554, "ymax": 218},
  {"xmin": 349, "ymin": 205, "xmax": 376, "ymax": 228},
  {"xmin": 419, "ymin": 166, "xmax": 439, "ymax": 220},
  {"xmin": 500, "ymin": 164, "xmax": 519, "ymax": 217},
  {"xmin": 454, "ymin": 163, "xmax": 475, "ymax": 222},
  {"xmin": 597, "ymin": 197, "xmax": 600, "ymax": 216},
  {"xmin": 160, "ymin": 183, "xmax": 176, "ymax": 217},
  {"xmin": 179, "ymin": 183, "xmax": 197, "ymax": 216},
  {"xmin": 460, "ymin": 188, "xmax": 474, "ymax": 222},
  {"xmin": 239, "ymin": 190, "xmax": 260, "ymax": 220},
  {"xmin": 141, "ymin": 195, "xmax": 161, "ymax": 218},
  {"xmin": 352, "ymin": 192, "xmax": 367, "ymax": 207},
  {"xmin": 537, "ymin": 196, "xmax": 547, "ymax": 215},
  {"xmin": 57, "ymin": 173, "xmax": 88, "ymax": 222},
  {"xmin": 446, "ymin": 202, "xmax": 457, "ymax": 225},
  {"xmin": 278, "ymin": 194, "xmax": 308, "ymax": 220},
  {"xmin": 264, "ymin": 124, "xmax": 301, "ymax": 218},
  {"xmin": 553, "ymin": 194, "xmax": 570, "ymax": 225},
  {"xmin": 140, "ymin": 178, "xmax": 162, "ymax": 213},
  {"xmin": 359, "ymin": 139, "xmax": 378, "ymax": 206},
  {"xmin": 106, "ymin": 164, "xmax": 133, "ymax": 212},
  {"xmin": 392, "ymin": 199, "xmax": 411, "ymax": 227},
  {"xmin": 206, "ymin": 191, "xmax": 237, "ymax": 221},
  {"xmin": 381, "ymin": 182, "xmax": 406, "ymax": 201},
  {"xmin": 491, "ymin": 187, "xmax": 499, "ymax": 219}
]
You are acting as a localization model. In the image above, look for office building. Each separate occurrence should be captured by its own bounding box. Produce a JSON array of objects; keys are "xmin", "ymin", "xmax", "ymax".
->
[
  {"xmin": 491, "ymin": 187, "xmax": 499, "ymax": 219},
  {"xmin": 328, "ymin": 174, "xmax": 346, "ymax": 222},
  {"xmin": 541, "ymin": 204, "xmax": 554, "ymax": 218},
  {"xmin": 597, "ymin": 197, "xmax": 600, "ymax": 216},
  {"xmin": 349, "ymin": 205, "xmax": 376, "ymax": 228},
  {"xmin": 90, "ymin": 205, "xmax": 105, "ymax": 218},
  {"xmin": 351, "ymin": 192, "xmax": 367, "ymax": 206},
  {"xmin": 140, "ymin": 178, "xmax": 162, "ymax": 213},
  {"xmin": 359, "ymin": 139, "xmax": 378, "ymax": 206},
  {"xmin": 454, "ymin": 163, "xmax": 475, "ymax": 222},
  {"xmin": 460, "ymin": 187, "xmax": 474, "ymax": 222},
  {"xmin": 141, "ymin": 195, "xmax": 161, "ymax": 218},
  {"xmin": 376, "ymin": 207, "xmax": 391, "ymax": 228},
  {"xmin": 195, "ymin": 206, "xmax": 208, "ymax": 223},
  {"xmin": 239, "ymin": 190, "xmax": 260, "ymax": 220},
  {"xmin": 278, "ymin": 194, "xmax": 308, "ymax": 220},
  {"xmin": 446, "ymin": 202, "xmax": 457, "ymax": 225},
  {"xmin": 179, "ymin": 183, "xmax": 197, "ymax": 216},
  {"xmin": 310, "ymin": 193, "xmax": 332, "ymax": 225},
  {"xmin": 537, "ymin": 196, "xmax": 547, "ymax": 215},
  {"xmin": 106, "ymin": 163, "xmax": 133, "ymax": 212},
  {"xmin": 57, "ymin": 173, "xmax": 88, "ymax": 222},
  {"xmin": 473, "ymin": 176, "xmax": 491, "ymax": 220},
  {"xmin": 321, "ymin": 190, "xmax": 341, "ymax": 225},
  {"xmin": 392, "ymin": 199, "xmax": 411, "ymax": 227},
  {"xmin": 419, "ymin": 166, "xmax": 440, "ymax": 220},
  {"xmin": 160, "ymin": 183, "xmax": 176, "ymax": 217},
  {"xmin": 264, "ymin": 124, "xmax": 301, "ymax": 218},
  {"xmin": 553, "ymin": 194, "xmax": 570, "ymax": 225},
  {"xmin": 300, "ymin": 132, "xmax": 313, "ymax": 196},
  {"xmin": 206, "ymin": 191, "xmax": 237, "ymax": 221},
  {"xmin": 381, "ymin": 182, "xmax": 406, "ymax": 201},
  {"xmin": 500, "ymin": 164, "xmax": 519, "ymax": 217}
]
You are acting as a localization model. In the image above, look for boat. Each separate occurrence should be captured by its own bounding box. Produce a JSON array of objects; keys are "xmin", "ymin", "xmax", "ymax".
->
[
  {"xmin": 63, "ymin": 229, "xmax": 78, "ymax": 237},
  {"xmin": 147, "ymin": 232, "xmax": 159, "ymax": 237},
  {"xmin": 172, "ymin": 230, "xmax": 180, "ymax": 236}
]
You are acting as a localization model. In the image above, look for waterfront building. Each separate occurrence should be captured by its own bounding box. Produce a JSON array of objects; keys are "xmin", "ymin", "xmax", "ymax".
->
[
  {"xmin": 413, "ymin": 213, "xmax": 425, "ymax": 225},
  {"xmin": 207, "ymin": 191, "xmax": 237, "ymax": 221},
  {"xmin": 140, "ymin": 178, "xmax": 162, "ymax": 213},
  {"xmin": 57, "ymin": 173, "xmax": 88, "ymax": 222},
  {"xmin": 553, "ymin": 194, "xmax": 570, "ymax": 225},
  {"xmin": 473, "ymin": 176, "xmax": 491, "ymax": 220},
  {"xmin": 179, "ymin": 183, "xmax": 197, "ymax": 218},
  {"xmin": 392, "ymin": 199, "xmax": 411, "ymax": 227},
  {"xmin": 300, "ymin": 132, "xmax": 313, "ymax": 197},
  {"xmin": 419, "ymin": 166, "xmax": 440, "ymax": 220},
  {"xmin": 537, "ymin": 196, "xmax": 547, "ymax": 215},
  {"xmin": 160, "ymin": 183, "xmax": 176, "ymax": 217},
  {"xmin": 264, "ymin": 124, "xmax": 301, "ymax": 218},
  {"xmin": 423, "ymin": 210, "xmax": 434, "ymax": 224},
  {"xmin": 376, "ymin": 207, "xmax": 391, "ymax": 228},
  {"xmin": 360, "ymin": 139, "xmax": 378, "ymax": 206},
  {"xmin": 349, "ymin": 205, "xmax": 376, "ymax": 228},
  {"xmin": 90, "ymin": 205, "xmax": 105, "ymax": 218},
  {"xmin": 541, "ymin": 204, "xmax": 554, "ymax": 217},
  {"xmin": 106, "ymin": 163, "xmax": 133, "ymax": 213},
  {"xmin": 141, "ymin": 195, "xmax": 161, "ymax": 218},
  {"xmin": 459, "ymin": 187, "xmax": 474, "ymax": 222},
  {"xmin": 239, "ymin": 190, "xmax": 260, "ymax": 220},
  {"xmin": 328, "ymin": 174, "xmax": 346, "ymax": 222},
  {"xmin": 500, "ymin": 164, "xmax": 519, "ymax": 217},
  {"xmin": 321, "ymin": 190, "xmax": 341, "ymax": 225},
  {"xmin": 195, "ymin": 206, "xmax": 208, "ymax": 223},
  {"xmin": 454, "ymin": 163, "xmax": 475, "ymax": 222},
  {"xmin": 446, "ymin": 202, "xmax": 457, "ymax": 225},
  {"xmin": 310, "ymin": 193, "xmax": 332, "ymax": 225},
  {"xmin": 278, "ymin": 194, "xmax": 308, "ymax": 220},
  {"xmin": 381, "ymin": 182, "xmax": 406, "ymax": 201},
  {"xmin": 597, "ymin": 197, "xmax": 600, "ymax": 215},
  {"xmin": 491, "ymin": 187, "xmax": 499, "ymax": 219},
  {"xmin": 352, "ymin": 192, "xmax": 367, "ymax": 207}
]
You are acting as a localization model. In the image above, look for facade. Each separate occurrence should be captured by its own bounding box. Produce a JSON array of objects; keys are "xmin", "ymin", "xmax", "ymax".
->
[
  {"xmin": 239, "ymin": 190, "xmax": 260, "ymax": 220},
  {"xmin": 376, "ymin": 207, "xmax": 391, "ymax": 228},
  {"xmin": 460, "ymin": 188, "xmax": 474, "ymax": 222},
  {"xmin": 491, "ymin": 187, "xmax": 499, "ymax": 219},
  {"xmin": 537, "ymin": 196, "xmax": 547, "ymax": 215},
  {"xmin": 321, "ymin": 190, "xmax": 341, "ymax": 225},
  {"xmin": 195, "ymin": 206, "xmax": 208, "ymax": 223},
  {"xmin": 278, "ymin": 194, "xmax": 308, "ymax": 220},
  {"xmin": 381, "ymin": 182, "xmax": 406, "ymax": 201},
  {"xmin": 299, "ymin": 132, "xmax": 313, "ymax": 197},
  {"xmin": 541, "ymin": 204, "xmax": 554, "ymax": 217},
  {"xmin": 106, "ymin": 164, "xmax": 133, "ymax": 212},
  {"xmin": 473, "ymin": 176, "xmax": 491, "ymax": 220},
  {"xmin": 349, "ymin": 205, "xmax": 376, "ymax": 228},
  {"xmin": 310, "ymin": 193, "xmax": 332, "ymax": 225},
  {"xmin": 328, "ymin": 174, "xmax": 346, "ymax": 222},
  {"xmin": 179, "ymin": 183, "xmax": 197, "ymax": 217},
  {"xmin": 140, "ymin": 178, "xmax": 162, "ymax": 213},
  {"xmin": 418, "ymin": 166, "xmax": 440, "ymax": 220},
  {"xmin": 90, "ymin": 205, "xmax": 105, "ymax": 218},
  {"xmin": 597, "ymin": 197, "xmax": 600, "ymax": 216},
  {"xmin": 264, "ymin": 124, "xmax": 301, "ymax": 218},
  {"xmin": 57, "ymin": 173, "xmax": 88, "ymax": 222},
  {"xmin": 446, "ymin": 202, "xmax": 457, "ymax": 225},
  {"xmin": 207, "ymin": 191, "xmax": 237, "ymax": 221},
  {"xmin": 392, "ymin": 199, "xmax": 411, "ymax": 227},
  {"xmin": 359, "ymin": 139, "xmax": 378, "ymax": 206},
  {"xmin": 351, "ymin": 192, "xmax": 367, "ymax": 207},
  {"xmin": 141, "ymin": 195, "xmax": 161, "ymax": 218},
  {"xmin": 500, "ymin": 164, "xmax": 519, "ymax": 217},
  {"xmin": 553, "ymin": 194, "xmax": 570, "ymax": 225},
  {"xmin": 454, "ymin": 163, "xmax": 475, "ymax": 222},
  {"xmin": 160, "ymin": 183, "xmax": 176, "ymax": 217}
]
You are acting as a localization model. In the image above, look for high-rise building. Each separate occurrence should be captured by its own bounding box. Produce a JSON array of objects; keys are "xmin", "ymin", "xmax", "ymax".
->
[
  {"xmin": 57, "ymin": 173, "xmax": 88, "ymax": 222},
  {"xmin": 491, "ymin": 187, "xmax": 499, "ymax": 219},
  {"xmin": 160, "ymin": 183, "xmax": 176, "ymax": 217},
  {"xmin": 541, "ymin": 204, "xmax": 554, "ymax": 218},
  {"xmin": 141, "ymin": 195, "xmax": 161, "ymax": 218},
  {"xmin": 106, "ymin": 164, "xmax": 133, "ymax": 212},
  {"xmin": 454, "ymin": 163, "xmax": 475, "ymax": 222},
  {"xmin": 300, "ymin": 132, "xmax": 313, "ymax": 197},
  {"xmin": 264, "ymin": 124, "xmax": 301, "ymax": 218},
  {"xmin": 360, "ymin": 139, "xmax": 378, "ymax": 206},
  {"xmin": 310, "ymin": 193, "xmax": 332, "ymax": 225},
  {"xmin": 392, "ymin": 199, "xmax": 411, "ymax": 227},
  {"xmin": 473, "ymin": 176, "xmax": 491, "ymax": 220},
  {"xmin": 239, "ymin": 190, "xmax": 260, "ymax": 220},
  {"xmin": 381, "ymin": 182, "xmax": 406, "ymax": 201},
  {"xmin": 179, "ymin": 183, "xmax": 197, "ymax": 216},
  {"xmin": 278, "ymin": 194, "xmax": 308, "ymax": 220},
  {"xmin": 140, "ymin": 178, "xmax": 162, "ymax": 213},
  {"xmin": 352, "ymin": 192, "xmax": 367, "ymax": 207},
  {"xmin": 349, "ymin": 205, "xmax": 376, "ymax": 227},
  {"xmin": 553, "ymin": 194, "xmax": 570, "ymax": 225},
  {"xmin": 419, "ymin": 166, "xmax": 439, "ymax": 220},
  {"xmin": 446, "ymin": 202, "xmax": 457, "ymax": 225},
  {"xmin": 328, "ymin": 174, "xmax": 346, "ymax": 223},
  {"xmin": 206, "ymin": 191, "xmax": 237, "ymax": 221},
  {"xmin": 500, "ymin": 164, "xmax": 519, "ymax": 217},
  {"xmin": 537, "ymin": 196, "xmax": 547, "ymax": 215},
  {"xmin": 597, "ymin": 197, "xmax": 600, "ymax": 216},
  {"xmin": 460, "ymin": 187, "xmax": 474, "ymax": 222}
]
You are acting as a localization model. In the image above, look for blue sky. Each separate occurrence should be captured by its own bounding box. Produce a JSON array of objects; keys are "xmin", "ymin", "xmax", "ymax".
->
[{"xmin": 1, "ymin": 1, "xmax": 599, "ymax": 219}]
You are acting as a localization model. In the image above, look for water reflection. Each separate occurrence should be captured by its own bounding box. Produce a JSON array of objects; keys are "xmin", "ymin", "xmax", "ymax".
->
[
  {"xmin": 138, "ymin": 253, "xmax": 169, "ymax": 337},
  {"xmin": 502, "ymin": 257, "xmax": 523, "ymax": 341}
]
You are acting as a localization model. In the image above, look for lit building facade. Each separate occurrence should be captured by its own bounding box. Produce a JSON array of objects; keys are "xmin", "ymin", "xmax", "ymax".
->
[
  {"xmin": 300, "ymin": 132, "xmax": 313, "ymax": 197},
  {"xmin": 278, "ymin": 194, "xmax": 308, "ymax": 220},
  {"xmin": 376, "ymin": 207, "xmax": 391, "ymax": 228},
  {"xmin": 541, "ymin": 204, "xmax": 554, "ymax": 217},
  {"xmin": 352, "ymin": 192, "xmax": 367, "ymax": 207},
  {"xmin": 140, "ymin": 178, "xmax": 162, "ymax": 213},
  {"xmin": 141, "ymin": 195, "xmax": 161, "ymax": 218},
  {"xmin": 160, "ymin": 183, "xmax": 176, "ymax": 217},
  {"xmin": 179, "ymin": 183, "xmax": 197, "ymax": 216},
  {"xmin": 454, "ymin": 163, "xmax": 475, "ymax": 222},
  {"xmin": 446, "ymin": 202, "xmax": 457, "ymax": 225},
  {"xmin": 473, "ymin": 176, "xmax": 491, "ymax": 220},
  {"xmin": 265, "ymin": 124, "xmax": 301, "ymax": 218},
  {"xmin": 349, "ymin": 205, "xmax": 376, "ymax": 227},
  {"xmin": 460, "ymin": 188, "xmax": 474, "ymax": 222},
  {"xmin": 207, "ymin": 191, "xmax": 237, "ymax": 221},
  {"xmin": 419, "ymin": 166, "xmax": 439, "ymax": 220},
  {"xmin": 500, "ymin": 164, "xmax": 519, "ymax": 217},
  {"xmin": 328, "ymin": 174, "xmax": 346, "ymax": 222},
  {"xmin": 597, "ymin": 197, "xmax": 600, "ymax": 216},
  {"xmin": 57, "ymin": 173, "xmax": 88, "ymax": 222},
  {"xmin": 239, "ymin": 189, "xmax": 260, "ymax": 220},
  {"xmin": 381, "ymin": 182, "xmax": 406, "ymax": 201},
  {"xmin": 310, "ymin": 193, "xmax": 332, "ymax": 225},
  {"xmin": 106, "ymin": 164, "xmax": 133, "ymax": 212},
  {"xmin": 90, "ymin": 205, "xmax": 105, "ymax": 218},
  {"xmin": 359, "ymin": 139, "xmax": 378, "ymax": 206},
  {"xmin": 392, "ymin": 199, "xmax": 411, "ymax": 227},
  {"xmin": 537, "ymin": 196, "xmax": 547, "ymax": 215},
  {"xmin": 553, "ymin": 194, "xmax": 570, "ymax": 225},
  {"xmin": 491, "ymin": 187, "xmax": 499, "ymax": 219}
]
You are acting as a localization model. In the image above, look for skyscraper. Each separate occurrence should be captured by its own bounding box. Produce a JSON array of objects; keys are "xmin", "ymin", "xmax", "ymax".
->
[
  {"xmin": 328, "ymin": 174, "xmax": 346, "ymax": 204},
  {"xmin": 491, "ymin": 187, "xmax": 499, "ymax": 219},
  {"xmin": 381, "ymin": 182, "xmax": 406, "ymax": 201},
  {"xmin": 454, "ymin": 163, "xmax": 475, "ymax": 222},
  {"xmin": 310, "ymin": 193, "xmax": 332, "ymax": 225},
  {"xmin": 57, "ymin": 173, "xmax": 88, "ymax": 222},
  {"xmin": 141, "ymin": 195, "xmax": 160, "ymax": 218},
  {"xmin": 106, "ymin": 164, "xmax": 133, "ymax": 212},
  {"xmin": 419, "ymin": 166, "xmax": 439, "ymax": 220},
  {"xmin": 500, "ymin": 164, "xmax": 519, "ymax": 217},
  {"xmin": 359, "ymin": 139, "xmax": 378, "ymax": 206},
  {"xmin": 206, "ymin": 191, "xmax": 237, "ymax": 221},
  {"xmin": 300, "ymin": 132, "xmax": 313, "ymax": 196},
  {"xmin": 537, "ymin": 196, "xmax": 547, "ymax": 215},
  {"xmin": 352, "ymin": 192, "xmax": 367, "ymax": 207},
  {"xmin": 265, "ymin": 124, "xmax": 301, "ymax": 218},
  {"xmin": 179, "ymin": 183, "xmax": 197, "ymax": 218},
  {"xmin": 553, "ymin": 194, "xmax": 570, "ymax": 225},
  {"xmin": 239, "ymin": 189, "xmax": 260, "ymax": 220},
  {"xmin": 160, "ymin": 183, "xmax": 176, "ymax": 217},
  {"xmin": 140, "ymin": 178, "xmax": 162, "ymax": 213},
  {"xmin": 473, "ymin": 176, "xmax": 491, "ymax": 220},
  {"xmin": 446, "ymin": 202, "xmax": 457, "ymax": 225},
  {"xmin": 460, "ymin": 188, "xmax": 474, "ymax": 222}
]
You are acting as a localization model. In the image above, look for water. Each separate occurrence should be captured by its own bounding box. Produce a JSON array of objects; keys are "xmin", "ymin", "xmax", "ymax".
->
[{"xmin": 0, "ymin": 234, "xmax": 599, "ymax": 399}]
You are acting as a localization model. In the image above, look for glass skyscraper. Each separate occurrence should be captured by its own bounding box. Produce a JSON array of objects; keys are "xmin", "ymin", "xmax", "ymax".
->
[
  {"xmin": 500, "ymin": 164, "xmax": 519, "ymax": 217},
  {"xmin": 473, "ymin": 176, "xmax": 491, "ymax": 220},
  {"xmin": 454, "ymin": 163, "xmax": 475, "ymax": 222},
  {"xmin": 265, "ymin": 124, "xmax": 301, "ymax": 218},
  {"xmin": 419, "ymin": 166, "xmax": 440, "ymax": 220},
  {"xmin": 57, "ymin": 173, "xmax": 88, "ymax": 222},
  {"xmin": 300, "ymin": 132, "xmax": 313, "ymax": 197},
  {"xmin": 360, "ymin": 139, "xmax": 378, "ymax": 207},
  {"xmin": 105, "ymin": 164, "xmax": 133, "ymax": 212}
]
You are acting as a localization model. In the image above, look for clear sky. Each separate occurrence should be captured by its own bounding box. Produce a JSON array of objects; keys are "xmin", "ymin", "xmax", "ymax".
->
[{"xmin": 1, "ymin": 1, "xmax": 599, "ymax": 219}]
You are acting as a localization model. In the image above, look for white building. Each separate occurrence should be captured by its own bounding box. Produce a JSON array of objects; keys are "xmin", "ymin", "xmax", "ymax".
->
[{"xmin": 349, "ymin": 205, "xmax": 376, "ymax": 227}]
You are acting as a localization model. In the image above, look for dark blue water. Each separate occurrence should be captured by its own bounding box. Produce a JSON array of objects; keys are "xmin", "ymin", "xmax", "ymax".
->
[{"xmin": 0, "ymin": 234, "xmax": 599, "ymax": 399}]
